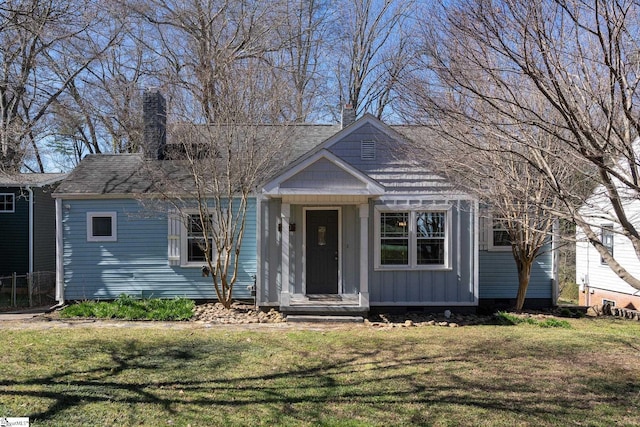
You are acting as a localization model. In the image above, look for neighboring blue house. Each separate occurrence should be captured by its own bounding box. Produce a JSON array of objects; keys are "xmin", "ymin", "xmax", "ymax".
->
[{"xmin": 52, "ymin": 90, "xmax": 557, "ymax": 312}]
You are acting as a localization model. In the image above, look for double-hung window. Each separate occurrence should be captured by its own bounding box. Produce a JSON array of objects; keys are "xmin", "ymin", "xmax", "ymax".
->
[
  {"xmin": 489, "ymin": 217, "xmax": 511, "ymax": 251},
  {"xmin": 182, "ymin": 213, "xmax": 214, "ymax": 265},
  {"xmin": 0, "ymin": 193, "xmax": 14, "ymax": 213},
  {"xmin": 416, "ymin": 212, "xmax": 446, "ymax": 265},
  {"xmin": 601, "ymin": 224, "xmax": 614, "ymax": 264},
  {"xmin": 380, "ymin": 212, "xmax": 409, "ymax": 265},
  {"xmin": 376, "ymin": 206, "xmax": 450, "ymax": 269}
]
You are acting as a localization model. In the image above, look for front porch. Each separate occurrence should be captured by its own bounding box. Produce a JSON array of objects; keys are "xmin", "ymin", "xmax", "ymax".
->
[{"xmin": 280, "ymin": 293, "xmax": 368, "ymax": 315}]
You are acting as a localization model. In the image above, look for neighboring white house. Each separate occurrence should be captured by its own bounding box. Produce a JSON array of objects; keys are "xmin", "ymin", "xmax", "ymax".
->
[{"xmin": 576, "ymin": 180, "xmax": 640, "ymax": 310}]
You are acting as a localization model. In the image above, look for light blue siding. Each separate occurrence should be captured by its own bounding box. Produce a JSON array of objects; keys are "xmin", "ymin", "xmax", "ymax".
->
[
  {"xmin": 63, "ymin": 198, "xmax": 257, "ymax": 300},
  {"xmin": 478, "ymin": 247, "xmax": 553, "ymax": 299}
]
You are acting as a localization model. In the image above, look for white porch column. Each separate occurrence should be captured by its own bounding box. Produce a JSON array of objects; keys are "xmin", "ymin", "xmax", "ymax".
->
[
  {"xmin": 359, "ymin": 203, "xmax": 370, "ymax": 308},
  {"xmin": 280, "ymin": 203, "xmax": 291, "ymax": 307}
]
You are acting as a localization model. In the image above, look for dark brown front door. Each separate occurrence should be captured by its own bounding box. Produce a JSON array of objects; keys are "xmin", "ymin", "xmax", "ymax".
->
[{"xmin": 306, "ymin": 209, "xmax": 339, "ymax": 294}]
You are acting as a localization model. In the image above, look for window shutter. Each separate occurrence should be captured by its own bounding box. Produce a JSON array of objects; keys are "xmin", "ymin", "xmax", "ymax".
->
[{"xmin": 168, "ymin": 209, "xmax": 181, "ymax": 265}]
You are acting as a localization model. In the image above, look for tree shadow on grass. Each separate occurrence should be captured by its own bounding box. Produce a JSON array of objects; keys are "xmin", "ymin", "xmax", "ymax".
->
[{"xmin": 0, "ymin": 334, "xmax": 638, "ymax": 425}]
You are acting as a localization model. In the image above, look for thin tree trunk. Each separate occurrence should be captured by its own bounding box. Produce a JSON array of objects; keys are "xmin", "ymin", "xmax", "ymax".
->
[{"xmin": 514, "ymin": 257, "xmax": 533, "ymax": 312}]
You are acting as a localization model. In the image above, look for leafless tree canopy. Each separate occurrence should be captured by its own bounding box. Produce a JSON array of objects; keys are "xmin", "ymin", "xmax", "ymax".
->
[
  {"xmin": 399, "ymin": 0, "xmax": 640, "ymax": 293},
  {"xmin": 0, "ymin": 0, "xmax": 122, "ymax": 173}
]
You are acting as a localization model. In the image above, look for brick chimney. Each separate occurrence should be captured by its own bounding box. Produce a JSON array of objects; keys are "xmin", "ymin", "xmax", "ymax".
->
[
  {"xmin": 341, "ymin": 103, "xmax": 356, "ymax": 128},
  {"xmin": 143, "ymin": 89, "xmax": 166, "ymax": 160}
]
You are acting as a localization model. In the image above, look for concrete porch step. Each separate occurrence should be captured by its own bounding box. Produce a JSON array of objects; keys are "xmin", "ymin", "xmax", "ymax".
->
[{"xmin": 286, "ymin": 314, "xmax": 364, "ymax": 323}]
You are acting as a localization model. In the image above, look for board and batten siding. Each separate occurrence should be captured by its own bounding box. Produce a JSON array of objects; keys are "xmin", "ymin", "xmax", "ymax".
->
[
  {"xmin": 369, "ymin": 198, "xmax": 477, "ymax": 306},
  {"xmin": 33, "ymin": 186, "xmax": 57, "ymax": 272},
  {"xmin": 0, "ymin": 186, "xmax": 28, "ymax": 276},
  {"xmin": 62, "ymin": 198, "xmax": 257, "ymax": 300}
]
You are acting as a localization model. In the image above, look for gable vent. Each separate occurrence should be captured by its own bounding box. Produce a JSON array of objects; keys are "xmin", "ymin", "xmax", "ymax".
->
[{"xmin": 361, "ymin": 140, "xmax": 376, "ymax": 160}]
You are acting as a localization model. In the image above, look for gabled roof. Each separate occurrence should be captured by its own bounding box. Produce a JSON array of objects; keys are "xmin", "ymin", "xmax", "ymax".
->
[
  {"xmin": 263, "ymin": 149, "xmax": 385, "ymax": 196},
  {"xmin": 53, "ymin": 115, "xmax": 467, "ymax": 199},
  {"xmin": 277, "ymin": 114, "xmax": 410, "ymax": 174},
  {"xmin": 0, "ymin": 173, "xmax": 67, "ymax": 187},
  {"xmin": 264, "ymin": 114, "xmax": 463, "ymax": 196}
]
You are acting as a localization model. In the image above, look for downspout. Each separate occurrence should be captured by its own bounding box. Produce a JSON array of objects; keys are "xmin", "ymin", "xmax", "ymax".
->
[
  {"xmin": 55, "ymin": 197, "xmax": 64, "ymax": 304},
  {"xmin": 26, "ymin": 185, "xmax": 34, "ymax": 275},
  {"xmin": 552, "ymin": 219, "xmax": 559, "ymax": 306}
]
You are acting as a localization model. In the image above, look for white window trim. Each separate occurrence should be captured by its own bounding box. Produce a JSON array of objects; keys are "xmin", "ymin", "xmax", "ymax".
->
[
  {"xmin": 86, "ymin": 212, "xmax": 117, "ymax": 242},
  {"xmin": 488, "ymin": 215, "xmax": 512, "ymax": 252},
  {"xmin": 0, "ymin": 193, "xmax": 15, "ymax": 213},
  {"xmin": 180, "ymin": 210, "xmax": 217, "ymax": 267},
  {"xmin": 374, "ymin": 204, "xmax": 452, "ymax": 271}
]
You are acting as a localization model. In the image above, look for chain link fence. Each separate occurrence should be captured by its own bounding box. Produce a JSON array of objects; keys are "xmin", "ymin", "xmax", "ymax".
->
[{"xmin": 0, "ymin": 271, "xmax": 56, "ymax": 309}]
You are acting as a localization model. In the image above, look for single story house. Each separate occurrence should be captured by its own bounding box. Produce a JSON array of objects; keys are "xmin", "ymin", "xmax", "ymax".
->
[{"xmin": 52, "ymin": 90, "xmax": 557, "ymax": 313}]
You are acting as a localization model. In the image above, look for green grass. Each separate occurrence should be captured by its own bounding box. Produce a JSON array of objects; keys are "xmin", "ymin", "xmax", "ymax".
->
[
  {"xmin": 0, "ymin": 318, "xmax": 639, "ymax": 426},
  {"xmin": 495, "ymin": 311, "xmax": 572, "ymax": 328},
  {"xmin": 59, "ymin": 295, "xmax": 194, "ymax": 321}
]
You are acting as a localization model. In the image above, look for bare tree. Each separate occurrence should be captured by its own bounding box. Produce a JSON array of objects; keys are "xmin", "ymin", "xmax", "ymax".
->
[
  {"xmin": 48, "ymin": 5, "xmax": 153, "ymax": 170},
  {"xmin": 332, "ymin": 0, "xmax": 415, "ymax": 120},
  {"xmin": 0, "ymin": 0, "xmax": 121, "ymax": 172},
  {"xmin": 269, "ymin": 0, "xmax": 334, "ymax": 122},
  {"xmin": 132, "ymin": 0, "xmax": 293, "ymax": 308},
  {"xmin": 153, "ymin": 63, "xmax": 291, "ymax": 308},
  {"xmin": 401, "ymin": 89, "xmax": 570, "ymax": 310},
  {"xmin": 403, "ymin": 0, "xmax": 640, "ymax": 293}
]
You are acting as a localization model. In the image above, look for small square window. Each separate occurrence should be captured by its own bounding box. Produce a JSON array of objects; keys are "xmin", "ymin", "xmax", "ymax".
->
[
  {"xmin": 87, "ymin": 212, "xmax": 117, "ymax": 242},
  {"xmin": 0, "ymin": 193, "xmax": 15, "ymax": 213}
]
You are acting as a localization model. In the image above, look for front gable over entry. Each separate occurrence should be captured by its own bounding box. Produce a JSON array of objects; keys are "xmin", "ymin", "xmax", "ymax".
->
[{"xmin": 263, "ymin": 150, "xmax": 384, "ymax": 198}]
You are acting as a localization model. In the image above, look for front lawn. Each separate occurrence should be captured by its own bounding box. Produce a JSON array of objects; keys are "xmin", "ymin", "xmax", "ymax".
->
[{"xmin": 0, "ymin": 318, "xmax": 638, "ymax": 426}]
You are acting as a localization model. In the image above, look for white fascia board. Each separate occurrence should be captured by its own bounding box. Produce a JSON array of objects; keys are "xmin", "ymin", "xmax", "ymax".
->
[{"xmin": 262, "ymin": 149, "xmax": 385, "ymax": 196}]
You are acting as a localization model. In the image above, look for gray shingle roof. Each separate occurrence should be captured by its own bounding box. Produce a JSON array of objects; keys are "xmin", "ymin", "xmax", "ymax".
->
[
  {"xmin": 53, "ymin": 154, "xmax": 152, "ymax": 195},
  {"xmin": 54, "ymin": 124, "xmax": 341, "ymax": 196},
  {"xmin": 0, "ymin": 173, "xmax": 67, "ymax": 187}
]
